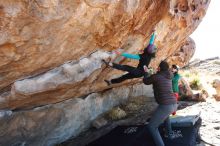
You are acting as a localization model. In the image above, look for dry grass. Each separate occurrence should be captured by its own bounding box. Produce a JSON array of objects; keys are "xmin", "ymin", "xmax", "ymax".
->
[
  {"xmin": 108, "ymin": 107, "xmax": 127, "ymax": 120},
  {"xmin": 190, "ymin": 77, "xmax": 203, "ymax": 90},
  {"xmin": 181, "ymin": 69, "xmax": 203, "ymax": 90}
]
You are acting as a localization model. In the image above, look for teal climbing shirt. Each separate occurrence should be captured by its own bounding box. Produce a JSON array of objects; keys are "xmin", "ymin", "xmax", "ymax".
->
[
  {"xmin": 149, "ymin": 32, "xmax": 155, "ymax": 45},
  {"xmin": 172, "ymin": 73, "xmax": 181, "ymax": 93},
  {"xmin": 121, "ymin": 53, "xmax": 140, "ymax": 60}
]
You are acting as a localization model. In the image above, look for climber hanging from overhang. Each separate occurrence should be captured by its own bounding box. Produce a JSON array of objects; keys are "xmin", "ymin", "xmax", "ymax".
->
[{"xmin": 103, "ymin": 30, "xmax": 157, "ymax": 86}]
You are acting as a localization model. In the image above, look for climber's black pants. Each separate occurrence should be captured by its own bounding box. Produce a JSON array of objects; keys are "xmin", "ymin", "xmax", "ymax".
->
[{"xmin": 110, "ymin": 63, "xmax": 146, "ymax": 84}]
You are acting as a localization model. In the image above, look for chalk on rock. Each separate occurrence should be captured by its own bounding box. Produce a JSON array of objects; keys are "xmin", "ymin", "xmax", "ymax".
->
[{"xmin": 0, "ymin": 110, "xmax": 12, "ymax": 118}]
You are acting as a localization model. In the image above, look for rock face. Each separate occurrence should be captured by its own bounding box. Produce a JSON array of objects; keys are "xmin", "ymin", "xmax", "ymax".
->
[
  {"xmin": 0, "ymin": 0, "xmax": 211, "ymax": 145},
  {"xmin": 0, "ymin": 0, "xmax": 210, "ymax": 110},
  {"xmin": 213, "ymin": 79, "xmax": 220, "ymax": 101},
  {"xmin": 0, "ymin": 83, "xmax": 153, "ymax": 146},
  {"xmin": 167, "ymin": 37, "xmax": 196, "ymax": 67},
  {"xmin": 0, "ymin": 0, "xmax": 168, "ymax": 91}
]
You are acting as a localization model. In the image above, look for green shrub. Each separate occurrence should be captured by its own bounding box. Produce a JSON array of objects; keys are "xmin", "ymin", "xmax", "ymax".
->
[
  {"xmin": 184, "ymin": 72, "xmax": 190, "ymax": 78},
  {"xmin": 190, "ymin": 77, "xmax": 203, "ymax": 90},
  {"xmin": 108, "ymin": 107, "xmax": 127, "ymax": 120}
]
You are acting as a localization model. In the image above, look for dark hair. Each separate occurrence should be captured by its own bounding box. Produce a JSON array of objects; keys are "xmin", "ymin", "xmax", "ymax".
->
[
  {"xmin": 172, "ymin": 64, "xmax": 179, "ymax": 71},
  {"xmin": 159, "ymin": 61, "xmax": 169, "ymax": 71}
]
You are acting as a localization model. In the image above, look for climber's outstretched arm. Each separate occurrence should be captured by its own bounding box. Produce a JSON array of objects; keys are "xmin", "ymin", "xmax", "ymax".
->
[
  {"xmin": 115, "ymin": 31, "xmax": 156, "ymax": 60},
  {"xmin": 149, "ymin": 32, "xmax": 156, "ymax": 45},
  {"xmin": 121, "ymin": 53, "xmax": 140, "ymax": 60}
]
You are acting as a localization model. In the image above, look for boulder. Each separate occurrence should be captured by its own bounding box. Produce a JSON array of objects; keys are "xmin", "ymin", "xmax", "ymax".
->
[
  {"xmin": 167, "ymin": 37, "xmax": 196, "ymax": 67},
  {"xmin": 0, "ymin": 0, "xmax": 211, "ymax": 145},
  {"xmin": 212, "ymin": 79, "xmax": 220, "ymax": 101},
  {"xmin": 0, "ymin": 0, "xmax": 211, "ymax": 110}
]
